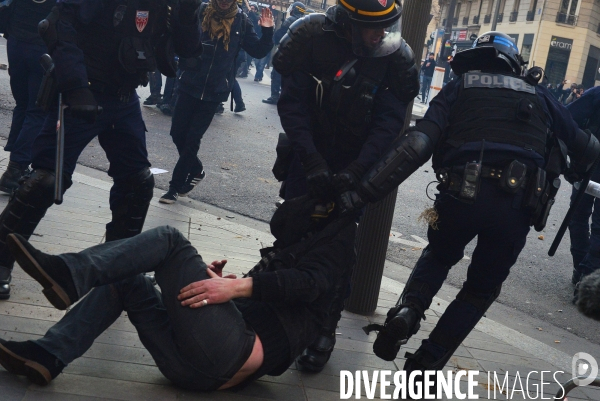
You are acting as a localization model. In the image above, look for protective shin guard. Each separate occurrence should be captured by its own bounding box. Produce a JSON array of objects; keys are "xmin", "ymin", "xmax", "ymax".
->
[
  {"xmin": 106, "ymin": 168, "xmax": 154, "ymax": 242},
  {"xmin": 0, "ymin": 169, "xmax": 72, "ymax": 269}
]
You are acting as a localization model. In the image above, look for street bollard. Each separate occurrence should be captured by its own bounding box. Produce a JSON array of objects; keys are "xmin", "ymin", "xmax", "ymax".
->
[{"xmin": 346, "ymin": 0, "xmax": 434, "ymax": 315}]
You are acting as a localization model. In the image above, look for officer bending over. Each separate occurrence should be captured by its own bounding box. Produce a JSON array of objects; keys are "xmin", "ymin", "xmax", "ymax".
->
[
  {"xmin": 272, "ymin": 0, "xmax": 419, "ymax": 372},
  {"xmin": 339, "ymin": 31, "xmax": 599, "ymax": 391},
  {"xmin": 0, "ymin": 0, "xmax": 203, "ymax": 300}
]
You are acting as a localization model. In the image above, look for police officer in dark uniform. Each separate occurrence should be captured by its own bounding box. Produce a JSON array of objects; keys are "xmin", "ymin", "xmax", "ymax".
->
[
  {"xmin": 0, "ymin": 0, "xmax": 56, "ymax": 194},
  {"xmin": 336, "ymin": 31, "xmax": 599, "ymax": 392},
  {"xmin": 0, "ymin": 0, "xmax": 203, "ymax": 299},
  {"xmin": 261, "ymin": 1, "xmax": 306, "ymax": 105},
  {"xmin": 272, "ymin": 0, "xmax": 419, "ymax": 371},
  {"xmin": 566, "ymin": 87, "xmax": 600, "ymax": 291}
]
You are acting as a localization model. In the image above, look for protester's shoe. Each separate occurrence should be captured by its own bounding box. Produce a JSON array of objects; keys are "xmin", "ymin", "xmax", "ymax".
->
[
  {"xmin": 179, "ymin": 171, "xmax": 206, "ymax": 197},
  {"xmin": 238, "ymin": 73, "xmax": 248, "ymax": 79},
  {"xmin": 296, "ymin": 334, "xmax": 335, "ymax": 373},
  {"xmin": 572, "ymin": 269, "xmax": 583, "ymax": 285},
  {"xmin": 6, "ymin": 234, "xmax": 78, "ymax": 310},
  {"xmin": 159, "ymin": 188, "xmax": 179, "ymax": 204},
  {"xmin": 254, "ymin": 78, "xmax": 262, "ymax": 82},
  {"xmin": 215, "ymin": 103, "xmax": 225, "ymax": 114},
  {"xmin": 234, "ymin": 102, "xmax": 246, "ymax": 113},
  {"xmin": 0, "ymin": 338, "xmax": 65, "ymax": 385},
  {"xmin": 158, "ymin": 103, "xmax": 173, "ymax": 116},
  {"xmin": 262, "ymin": 96, "xmax": 279, "ymax": 105},
  {"xmin": 371, "ymin": 306, "xmax": 421, "ymax": 361},
  {"xmin": 0, "ymin": 267, "xmax": 11, "ymax": 300},
  {"xmin": 143, "ymin": 95, "xmax": 161, "ymax": 106},
  {"xmin": 0, "ymin": 161, "xmax": 30, "ymax": 194}
]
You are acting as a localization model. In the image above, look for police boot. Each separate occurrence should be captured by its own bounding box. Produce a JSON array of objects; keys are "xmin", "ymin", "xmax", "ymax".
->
[
  {"xmin": 0, "ymin": 169, "xmax": 72, "ymax": 300},
  {"xmin": 0, "ymin": 161, "xmax": 30, "ymax": 194},
  {"xmin": 296, "ymin": 331, "xmax": 336, "ymax": 373},
  {"xmin": 369, "ymin": 305, "xmax": 421, "ymax": 361},
  {"xmin": 403, "ymin": 348, "xmax": 442, "ymax": 399},
  {"xmin": 106, "ymin": 168, "xmax": 154, "ymax": 242}
]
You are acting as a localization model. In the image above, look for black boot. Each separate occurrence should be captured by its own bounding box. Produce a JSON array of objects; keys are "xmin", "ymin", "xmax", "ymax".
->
[
  {"xmin": 0, "ymin": 338, "xmax": 65, "ymax": 385},
  {"xmin": 403, "ymin": 349, "xmax": 440, "ymax": 399},
  {"xmin": 297, "ymin": 333, "xmax": 336, "ymax": 373},
  {"xmin": 6, "ymin": 233, "xmax": 78, "ymax": 310},
  {"xmin": 371, "ymin": 305, "xmax": 421, "ymax": 361},
  {"xmin": 0, "ymin": 161, "xmax": 30, "ymax": 194}
]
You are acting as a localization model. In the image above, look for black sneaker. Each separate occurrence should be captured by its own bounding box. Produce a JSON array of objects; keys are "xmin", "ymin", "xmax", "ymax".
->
[
  {"xmin": 158, "ymin": 103, "xmax": 173, "ymax": 116},
  {"xmin": 159, "ymin": 188, "xmax": 179, "ymax": 204},
  {"xmin": 215, "ymin": 103, "xmax": 225, "ymax": 114},
  {"xmin": 179, "ymin": 170, "xmax": 206, "ymax": 197},
  {"xmin": 143, "ymin": 95, "xmax": 161, "ymax": 106},
  {"xmin": 234, "ymin": 102, "xmax": 246, "ymax": 113},
  {"xmin": 262, "ymin": 96, "xmax": 279, "ymax": 105},
  {"xmin": 0, "ymin": 338, "xmax": 65, "ymax": 385},
  {"xmin": 6, "ymin": 233, "xmax": 78, "ymax": 310}
]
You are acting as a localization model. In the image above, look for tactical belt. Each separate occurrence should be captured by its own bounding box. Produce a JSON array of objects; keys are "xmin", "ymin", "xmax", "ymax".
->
[
  {"xmin": 443, "ymin": 164, "xmax": 529, "ymax": 192},
  {"xmin": 89, "ymin": 81, "xmax": 135, "ymax": 102}
]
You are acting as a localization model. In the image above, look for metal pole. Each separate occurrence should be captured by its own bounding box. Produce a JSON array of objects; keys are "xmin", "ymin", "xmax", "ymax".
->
[
  {"xmin": 491, "ymin": 0, "xmax": 503, "ymax": 30},
  {"xmin": 346, "ymin": 0, "xmax": 433, "ymax": 315}
]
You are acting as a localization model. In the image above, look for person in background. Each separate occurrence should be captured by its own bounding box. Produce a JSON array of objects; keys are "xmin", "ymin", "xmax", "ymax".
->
[{"xmin": 420, "ymin": 52, "xmax": 436, "ymax": 103}]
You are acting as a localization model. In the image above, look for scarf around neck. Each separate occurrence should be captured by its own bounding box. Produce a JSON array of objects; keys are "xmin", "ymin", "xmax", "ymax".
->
[{"xmin": 201, "ymin": 0, "xmax": 239, "ymax": 51}]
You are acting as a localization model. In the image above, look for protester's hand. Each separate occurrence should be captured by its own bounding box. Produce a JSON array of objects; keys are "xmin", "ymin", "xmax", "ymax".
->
[
  {"xmin": 178, "ymin": 270, "xmax": 252, "ymax": 307},
  {"xmin": 258, "ymin": 7, "xmax": 274, "ymax": 28},
  {"xmin": 207, "ymin": 259, "xmax": 237, "ymax": 279}
]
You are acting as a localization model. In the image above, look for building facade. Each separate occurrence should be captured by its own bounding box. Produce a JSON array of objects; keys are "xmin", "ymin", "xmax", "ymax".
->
[{"xmin": 434, "ymin": 0, "xmax": 600, "ymax": 88}]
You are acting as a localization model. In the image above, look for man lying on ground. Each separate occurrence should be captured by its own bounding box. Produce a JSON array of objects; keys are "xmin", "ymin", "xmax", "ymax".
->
[{"xmin": 0, "ymin": 198, "xmax": 356, "ymax": 391}]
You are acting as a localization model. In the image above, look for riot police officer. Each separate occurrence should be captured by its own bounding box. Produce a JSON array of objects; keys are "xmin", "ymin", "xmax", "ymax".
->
[
  {"xmin": 272, "ymin": 0, "xmax": 419, "ymax": 371},
  {"xmin": 0, "ymin": 0, "xmax": 203, "ymax": 299},
  {"xmin": 566, "ymin": 86, "xmax": 600, "ymax": 294},
  {"xmin": 0, "ymin": 0, "xmax": 56, "ymax": 194},
  {"xmin": 338, "ymin": 31, "xmax": 599, "ymax": 393}
]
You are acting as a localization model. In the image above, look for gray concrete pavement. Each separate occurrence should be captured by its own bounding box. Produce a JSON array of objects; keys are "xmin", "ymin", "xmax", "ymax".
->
[{"xmin": 0, "ymin": 152, "xmax": 599, "ymax": 400}]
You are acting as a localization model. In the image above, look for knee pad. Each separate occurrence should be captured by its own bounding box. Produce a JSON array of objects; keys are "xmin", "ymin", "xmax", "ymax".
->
[{"xmin": 106, "ymin": 168, "xmax": 154, "ymax": 242}]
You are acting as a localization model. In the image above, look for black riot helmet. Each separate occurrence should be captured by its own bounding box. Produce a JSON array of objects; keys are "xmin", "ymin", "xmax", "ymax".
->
[
  {"xmin": 287, "ymin": 2, "xmax": 307, "ymax": 18},
  {"xmin": 326, "ymin": 0, "xmax": 403, "ymax": 57},
  {"xmin": 451, "ymin": 31, "xmax": 525, "ymax": 75}
]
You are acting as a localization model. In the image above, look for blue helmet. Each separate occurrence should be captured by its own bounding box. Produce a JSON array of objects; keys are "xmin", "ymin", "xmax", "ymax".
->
[{"xmin": 452, "ymin": 31, "xmax": 525, "ymax": 75}]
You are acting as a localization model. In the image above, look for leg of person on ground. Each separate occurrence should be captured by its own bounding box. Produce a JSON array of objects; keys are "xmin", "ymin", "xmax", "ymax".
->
[
  {"xmin": 0, "ymin": 226, "xmax": 257, "ymax": 390},
  {"xmin": 161, "ymin": 92, "xmax": 217, "ymax": 204}
]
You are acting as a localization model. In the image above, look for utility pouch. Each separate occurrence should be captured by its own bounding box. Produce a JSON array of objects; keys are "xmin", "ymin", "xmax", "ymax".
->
[
  {"xmin": 532, "ymin": 177, "xmax": 561, "ymax": 232},
  {"xmin": 499, "ymin": 160, "xmax": 527, "ymax": 194},
  {"xmin": 118, "ymin": 36, "xmax": 157, "ymax": 75},
  {"xmin": 272, "ymin": 133, "xmax": 293, "ymax": 181},
  {"xmin": 459, "ymin": 161, "xmax": 482, "ymax": 203},
  {"xmin": 523, "ymin": 167, "xmax": 546, "ymax": 211}
]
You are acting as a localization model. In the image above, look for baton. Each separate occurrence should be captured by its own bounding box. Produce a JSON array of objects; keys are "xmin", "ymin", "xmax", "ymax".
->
[
  {"xmin": 54, "ymin": 93, "xmax": 65, "ymax": 205},
  {"xmin": 548, "ymin": 157, "xmax": 600, "ymax": 256}
]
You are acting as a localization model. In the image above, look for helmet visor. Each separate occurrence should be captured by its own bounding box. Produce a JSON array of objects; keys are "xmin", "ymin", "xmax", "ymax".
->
[{"xmin": 350, "ymin": 17, "xmax": 402, "ymax": 57}]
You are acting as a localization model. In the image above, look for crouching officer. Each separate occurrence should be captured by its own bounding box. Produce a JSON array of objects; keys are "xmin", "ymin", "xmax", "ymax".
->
[
  {"xmin": 0, "ymin": 0, "xmax": 203, "ymax": 299},
  {"xmin": 339, "ymin": 31, "xmax": 600, "ymax": 392},
  {"xmin": 272, "ymin": 0, "xmax": 419, "ymax": 372}
]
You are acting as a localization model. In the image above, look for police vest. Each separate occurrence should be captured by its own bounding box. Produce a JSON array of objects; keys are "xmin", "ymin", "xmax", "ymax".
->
[
  {"xmin": 76, "ymin": 0, "xmax": 168, "ymax": 93},
  {"xmin": 8, "ymin": 0, "xmax": 56, "ymax": 44},
  {"xmin": 435, "ymin": 72, "xmax": 549, "ymax": 166}
]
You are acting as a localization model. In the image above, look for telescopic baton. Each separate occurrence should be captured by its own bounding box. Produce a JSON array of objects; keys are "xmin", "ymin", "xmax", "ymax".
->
[{"xmin": 548, "ymin": 157, "xmax": 600, "ymax": 256}]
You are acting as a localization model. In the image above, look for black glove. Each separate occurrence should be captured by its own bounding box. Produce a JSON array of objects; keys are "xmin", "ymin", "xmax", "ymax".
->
[
  {"xmin": 333, "ymin": 161, "xmax": 367, "ymax": 215},
  {"xmin": 564, "ymin": 168, "xmax": 582, "ymax": 185},
  {"xmin": 178, "ymin": 0, "xmax": 201, "ymax": 25},
  {"xmin": 64, "ymin": 88, "xmax": 101, "ymax": 123},
  {"xmin": 337, "ymin": 190, "xmax": 365, "ymax": 216},
  {"xmin": 302, "ymin": 152, "xmax": 333, "ymax": 200}
]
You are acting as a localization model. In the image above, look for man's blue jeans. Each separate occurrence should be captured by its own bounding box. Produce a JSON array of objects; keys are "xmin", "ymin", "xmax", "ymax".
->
[
  {"xmin": 568, "ymin": 166, "xmax": 600, "ymax": 277},
  {"xmin": 421, "ymin": 75, "xmax": 433, "ymax": 103},
  {"xmin": 33, "ymin": 226, "xmax": 255, "ymax": 391}
]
